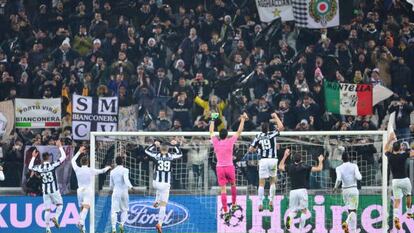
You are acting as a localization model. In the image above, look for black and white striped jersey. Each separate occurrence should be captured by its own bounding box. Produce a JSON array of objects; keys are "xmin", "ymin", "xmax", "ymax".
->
[
  {"xmin": 28, "ymin": 147, "xmax": 67, "ymax": 194},
  {"xmin": 145, "ymin": 145, "xmax": 183, "ymax": 184},
  {"xmin": 250, "ymin": 131, "xmax": 279, "ymax": 159}
]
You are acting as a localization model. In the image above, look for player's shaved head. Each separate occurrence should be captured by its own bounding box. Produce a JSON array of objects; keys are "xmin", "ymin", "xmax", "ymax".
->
[
  {"xmin": 115, "ymin": 156, "xmax": 124, "ymax": 165},
  {"xmin": 393, "ymin": 141, "xmax": 401, "ymax": 152},
  {"xmin": 261, "ymin": 122, "xmax": 269, "ymax": 133},
  {"xmin": 219, "ymin": 129, "xmax": 228, "ymax": 140},
  {"xmin": 293, "ymin": 153, "xmax": 302, "ymax": 163}
]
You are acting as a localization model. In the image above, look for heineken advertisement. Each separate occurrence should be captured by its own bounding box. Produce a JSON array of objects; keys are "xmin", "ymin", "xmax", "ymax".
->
[{"xmin": 218, "ymin": 195, "xmax": 414, "ymax": 232}]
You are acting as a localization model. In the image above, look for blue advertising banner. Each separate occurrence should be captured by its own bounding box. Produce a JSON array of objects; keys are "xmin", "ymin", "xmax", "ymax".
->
[
  {"xmin": 0, "ymin": 196, "xmax": 81, "ymax": 233},
  {"xmin": 95, "ymin": 195, "xmax": 217, "ymax": 233},
  {"xmin": 0, "ymin": 195, "xmax": 216, "ymax": 233}
]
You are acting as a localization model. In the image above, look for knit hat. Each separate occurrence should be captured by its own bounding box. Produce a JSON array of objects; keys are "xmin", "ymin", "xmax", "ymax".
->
[{"xmin": 61, "ymin": 37, "xmax": 70, "ymax": 47}]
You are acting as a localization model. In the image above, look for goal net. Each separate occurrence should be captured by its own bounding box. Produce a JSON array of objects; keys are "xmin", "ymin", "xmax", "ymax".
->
[{"xmin": 89, "ymin": 131, "xmax": 388, "ymax": 233}]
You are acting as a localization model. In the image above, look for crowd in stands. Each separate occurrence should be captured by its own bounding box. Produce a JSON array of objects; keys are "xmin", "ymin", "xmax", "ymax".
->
[{"xmin": 0, "ymin": 0, "xmax": 414, "ymax": 188}]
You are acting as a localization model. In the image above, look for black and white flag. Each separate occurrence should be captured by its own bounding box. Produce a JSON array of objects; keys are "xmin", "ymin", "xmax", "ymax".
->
[
  {"xmin": 255, "ymin": 0, "xmax": 294, "ymax": 22},
  {"xmin": 292, "ymin": 0, "xmax": 352, "ymax": 28},
  {"xmin": 72, "ymin": 94, "xmax": 119, "ymax": 140}
]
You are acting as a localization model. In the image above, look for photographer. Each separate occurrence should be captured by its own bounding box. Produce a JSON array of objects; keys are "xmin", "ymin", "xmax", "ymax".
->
[
  {"xmin": 190, "ymin": 72, "xmax": 211, "ymax": 100},
  {"xmin": 388, "ymin": 96, "xmax": 414, "ymax": 141}
]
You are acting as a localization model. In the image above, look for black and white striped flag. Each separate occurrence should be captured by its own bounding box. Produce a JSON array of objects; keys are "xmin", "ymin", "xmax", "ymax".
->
[{"xmin": 292, "ymin": 0, "xmax": 352, "ymax": 28}]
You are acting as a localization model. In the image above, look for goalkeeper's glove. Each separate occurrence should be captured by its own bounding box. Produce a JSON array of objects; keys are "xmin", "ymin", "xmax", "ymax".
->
[{"xmin": 211, "ymin": 112, "xmax": 219, "ymax": 120}]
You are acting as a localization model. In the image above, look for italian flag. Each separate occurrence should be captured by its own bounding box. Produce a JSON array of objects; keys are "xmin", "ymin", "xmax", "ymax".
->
[
  {"xmin": 15, "ymin": 122, "xmax": 60, "ymax": 128},
  {"xmin": 324, "ymin": 81, "xmax": 373, "ymax": 116}
]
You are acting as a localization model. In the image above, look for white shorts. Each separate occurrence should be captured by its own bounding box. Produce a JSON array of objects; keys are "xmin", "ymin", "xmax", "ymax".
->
[
  {"xmin": 289, "ymin": 188, "xmax": 308, "ymax": 211},
  {"xmin": 43, "ymin": 191, "xmax": 63, "ymax": 209},
  {"xmin": 342, "ymin": 187, "xmax": 359, "ymax": 210},
  {"xmin": 111, "ymin": 191, "xmax": 129, "ymax": 212},
  {"xmin": 259, "ymin": 158, "xmax": 278, "ymax": 179},
  {"xmin": 392, "ymin": 178, "xmax": 412, "ymax": 199},
  {"xmin": 153, "ymin": 181, "xmax": 171, "ymax": 203},
  {"xmin": 77, "ymin": 187, "xmax": 93, "ymax": 207}
]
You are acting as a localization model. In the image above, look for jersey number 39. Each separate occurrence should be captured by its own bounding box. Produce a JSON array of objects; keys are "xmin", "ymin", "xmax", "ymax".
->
[{"xmin": 157, "ymin": 160, "xmax": 171, "ymax": 172}]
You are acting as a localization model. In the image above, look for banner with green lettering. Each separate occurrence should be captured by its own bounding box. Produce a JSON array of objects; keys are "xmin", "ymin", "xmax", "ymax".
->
[{"xmin": 324, "ymin": 81, "xmax": 373, "ymax": 116}]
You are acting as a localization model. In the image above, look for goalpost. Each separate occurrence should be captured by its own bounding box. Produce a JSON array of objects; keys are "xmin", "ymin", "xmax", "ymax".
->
[{"xmin": 89, "ymin": 130, "xmax": 388, "ymax": 233}]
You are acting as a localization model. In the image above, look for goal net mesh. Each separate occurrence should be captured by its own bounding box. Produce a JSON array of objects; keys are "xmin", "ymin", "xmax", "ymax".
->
[{"xmin": 91, "ymin": 132, "xmax": 386, "ymax": 233}]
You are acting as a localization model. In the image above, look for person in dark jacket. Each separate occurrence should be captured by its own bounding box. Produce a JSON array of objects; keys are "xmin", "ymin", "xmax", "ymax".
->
[
  {"xmin": 388, "ymin": 96, "xmax": 414, "ymax": 141},
  {"xmin": 167, "ymin": 92, "xmax": 192, "ymax": 130},
  {"xmin": 153, "ymin": 68, "xmax": 172, "ymax": 116},
  {"xmin": 294, "ymin": 95, "xmax": 320, "ymax": 128},
  {"xmin": 178, "ymin": 28, "xmax": 201, "ymax": 70},
  {"xmin": 390, "ymin": 57, "xmax": 412, "ymax": 97}
]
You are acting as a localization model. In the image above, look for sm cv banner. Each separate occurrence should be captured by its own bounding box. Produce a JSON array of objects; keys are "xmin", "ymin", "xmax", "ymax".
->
[
  {"xmin": 72, "ymin": 94, "xmax": 119, "ymax": 140},
  {"xmin": 217, "ymin": 195, "xmax": 414, "ymax": 233}
]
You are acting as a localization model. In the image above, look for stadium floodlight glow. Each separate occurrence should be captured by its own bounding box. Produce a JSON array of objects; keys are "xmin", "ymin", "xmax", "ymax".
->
[{"xmin": 90, "ymin": 130, "xmax": 388, "ymax": 233}]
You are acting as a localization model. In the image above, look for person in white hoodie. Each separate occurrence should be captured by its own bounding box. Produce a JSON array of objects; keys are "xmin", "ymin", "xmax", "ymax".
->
[
  {"xmin": 71, "ymin": 146, "xmax": 111, "ymax": 233},
  {"xmin": 110, "ymin": 156, "xmax": 134, "ymax": 233}
]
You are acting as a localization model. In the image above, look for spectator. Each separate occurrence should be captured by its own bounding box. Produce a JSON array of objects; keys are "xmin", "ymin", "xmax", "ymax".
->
[
  {"xmin": 107, "ymin": 73, "xmax": 127, "ymax": 96},
  {"xmin": 188, "ymin": 137, "xmax": 209, "ymax": 188},
  {"xmin": 153, "ymin": 109, "xmax": 172, "ymax": 131},
  {"xmin": 190, "ymin": 72, "xmax": 211, "ymax": 99},
  {"xmin": 89, "ymin": 12, "xmax": 108, "ymax": 39},
  {"xmin": 220, "ymin": 47, "xmax": 248, "ymax": 77},
  {"xmin": 51, "ymin": 37, "xmax": 79, "ymax": 66},
  {"xmin": 2, "ymin": 0, "xmax": 414, "ymax": 188},
  {"xmin": 167, "ymin": 92, "xmax": 192, "ymax": 130},
  {"xmin": 390, "ymin": 57, "xmax": 412, "ymax": 97},
  {"xmin": 153, "ymin": 67, "xmax": 172, "ymax": 116},
  {"xmin": 110, "ymin": 51, "xmax": 134, "ymax": 80},
  {"xmin": 178, "ymin": 28, "xmax": 201, "ymax": 70},
  {"xmin": 171, "ymin": 77, "xmax": 194, "ymax": 99},
  {"xmin": 388, "ymin": 96, "xmax": 414, "ymax": 141},
  {"xmin": 371, "ymin": 46, "xmax": 394, "ymax": 87},
  {"xmin": 275, "ymin": 100, "xmax": 296, "ymax": 130},
  {"xmin": 194, "ymin": 94, "xmax": 227, "ymax": 130},
  {"xmin": 133, "ymin": 79, "xmax": 155, "ymax": 121},
  {"xmin": 194, "ymin": 43, "xmax": 216, "ymax": 75},
  {"xmin": 73, "ymin": 25, "xmax": 93, "ymax": 57},
  {"xmin": 294, "ymin": 95, "xmax": 320, "ymax": 128}
]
